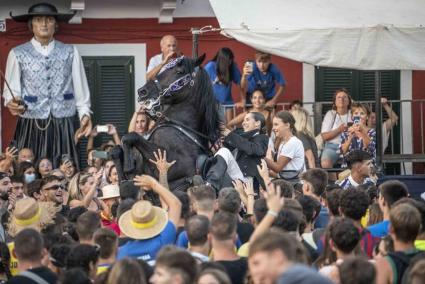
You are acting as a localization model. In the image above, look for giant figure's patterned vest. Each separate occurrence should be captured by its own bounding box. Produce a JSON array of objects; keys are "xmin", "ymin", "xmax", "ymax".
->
[{"xmin": 14, "ymin": 40, "xmax": 76, "ymax": 119}]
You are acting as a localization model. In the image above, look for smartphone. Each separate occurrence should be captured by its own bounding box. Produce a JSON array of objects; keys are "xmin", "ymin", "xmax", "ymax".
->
[
  {"xmin": 353, "ymin": 116, "xmax": 361, "ymax": 124},
  {"xmin": 92, "ymin": 150, "xmax": 109, "ymax": 159},
  {"xmin": 97, "ymin": 125, "xmax": 109, "ymax": 133},
  {"xmin": 245, "ymin": 61, "xmax": 254, "ymax": 73},
  {"xmin": 9, "ymin": 140, "xmax": 18, "ymax": 149}
]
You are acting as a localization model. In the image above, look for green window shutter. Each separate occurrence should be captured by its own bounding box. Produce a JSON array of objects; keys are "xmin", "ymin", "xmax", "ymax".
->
[
  {"xmin": 315, "ymin": 67, "xmax": 401, "ymax": 174},
  {"xmin": 78, "ymin": 56, "xmax": 135, "ymax": 168}
]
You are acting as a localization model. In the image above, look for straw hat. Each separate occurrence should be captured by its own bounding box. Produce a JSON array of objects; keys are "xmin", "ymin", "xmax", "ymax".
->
[
  {"xmin": 99, "ymin": 184, "xmax": 120, "ymax": 200},
  {"xmin": 8, "ymin": 198, "xmax": 57, "ymax": 237},
  {"xmin": 119, "ymin": 200, "xmax": 168, "ymax": 240}
]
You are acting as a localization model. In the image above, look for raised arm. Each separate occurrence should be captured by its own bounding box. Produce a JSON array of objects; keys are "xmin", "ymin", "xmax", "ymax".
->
[
  {"xmin": 382, "ymin": 98, "xmax": 398, "ymax": 131},
  {"xmin": 249, "ymin": 184, "xmax": 284, "ymax": 243},
  {"xmin": 134, "ymin": 175, "xmax": 182, "ymax": 227},
  {"xmin": 224, "ymin": 131, "xmax": 268, "ymax": 156}
]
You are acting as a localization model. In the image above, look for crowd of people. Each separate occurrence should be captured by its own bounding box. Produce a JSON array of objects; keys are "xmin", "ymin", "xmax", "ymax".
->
[{"xmin": 2, "ymin": 2, "xmax": 423, "ymax": 284}]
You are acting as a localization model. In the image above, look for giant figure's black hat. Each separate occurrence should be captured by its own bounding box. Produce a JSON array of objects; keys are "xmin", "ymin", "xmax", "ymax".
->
[{"xmin": 10, "ymin": 2, "xmax": 75, "ymax": 23}]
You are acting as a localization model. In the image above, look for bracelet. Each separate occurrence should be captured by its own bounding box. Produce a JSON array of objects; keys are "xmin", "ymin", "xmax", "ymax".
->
[
  {"xmin": 267, "ymin": 210, "xmax": 278, "ymax": 217},
  {"xmin": 247, "ymin": 193, "xmax": 255, "ymax": 197}
]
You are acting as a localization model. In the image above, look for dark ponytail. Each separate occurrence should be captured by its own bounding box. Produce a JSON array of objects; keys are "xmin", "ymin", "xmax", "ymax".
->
[{"xmin": 250, "ymin": 112, "xmax": 266, "ymax": 134}]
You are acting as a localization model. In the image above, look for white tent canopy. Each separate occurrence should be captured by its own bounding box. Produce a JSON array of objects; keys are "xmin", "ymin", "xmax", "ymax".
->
[{"xmin": 209, "ymin": 0, "xmax": 425, "ymax": 70}]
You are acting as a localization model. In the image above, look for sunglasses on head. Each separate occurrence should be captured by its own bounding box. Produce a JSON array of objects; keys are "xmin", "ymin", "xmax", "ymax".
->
[{"xmin": 44, "ymin": 184, "xmax": 65, "ymax": 191}]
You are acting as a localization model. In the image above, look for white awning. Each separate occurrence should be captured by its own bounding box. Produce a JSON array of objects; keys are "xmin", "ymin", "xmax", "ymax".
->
[{"xmin": 209, "ymin": 0, "xmax": 425, "ymax": 70}]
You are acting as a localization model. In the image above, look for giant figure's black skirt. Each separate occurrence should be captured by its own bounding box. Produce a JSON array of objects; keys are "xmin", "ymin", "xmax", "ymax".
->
[{"xmin": 14, "ymin": 115, "xmax": 79, "ymax": 169}]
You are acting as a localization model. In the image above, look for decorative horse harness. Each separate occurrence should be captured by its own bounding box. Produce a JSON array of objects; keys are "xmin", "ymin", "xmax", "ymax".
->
[{"xmin": 139, "ymin": 56, "xmax": 214, "ymax": 154}]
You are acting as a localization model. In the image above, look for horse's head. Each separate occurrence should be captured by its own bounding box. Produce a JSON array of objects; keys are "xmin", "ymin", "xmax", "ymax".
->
[{"xmin": 137, "ymin": 54, "xmax": 206, "ymax": 114}]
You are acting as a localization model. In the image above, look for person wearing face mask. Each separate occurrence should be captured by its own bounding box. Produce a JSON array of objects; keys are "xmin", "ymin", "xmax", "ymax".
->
[
  {"xmin": 16, "ymin": 161, "xmax": 37, "ymax": 184},
  {"xmin": 203, "ymin": 112, "xmax": 269, "ymax": 191},
  {"xmin": 340, "ymin": 103, "xmax": 376, "ymax": 165}
]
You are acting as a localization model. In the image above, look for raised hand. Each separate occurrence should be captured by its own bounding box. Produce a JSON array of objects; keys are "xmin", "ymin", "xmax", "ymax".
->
[
  {"xmin": 5, "ymin": 147, "xmax": 18, "ymax": 161},
  {"xmin": 149, "ymin": 149, "xmax": 176, "ymax": 174},
  {"xmin": 232, "ymin": 180, "xmax": 245, "ymax": 197},
  {"xmin": 257, "ymin": 159, "xmax": 269, "ymax": 180},
  {"xmin": 134, "ymin": 174, "xmax": 158, "ymax": 190},
  {"xmin": 243, "ymin": 180, "xmax": 255, "ymax": 197},
  {"xmin": 263, "ymin": 183, "xmax": 284, "ymax": 213}
]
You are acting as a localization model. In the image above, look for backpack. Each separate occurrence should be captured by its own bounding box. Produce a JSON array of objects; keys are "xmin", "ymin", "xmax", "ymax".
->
[
  {"xmin": 400, "ymin": 250, "xmax": 425, "ymax": 284},
  {"xmin": 386, "ymin": 249, "xmax": 425, "ymax": 284}
]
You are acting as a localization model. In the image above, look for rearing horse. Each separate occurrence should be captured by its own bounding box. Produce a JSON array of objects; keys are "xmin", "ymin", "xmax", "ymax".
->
[{"xmin": 111, "ymin": 55, "xmax": 221, "ymax": 190}]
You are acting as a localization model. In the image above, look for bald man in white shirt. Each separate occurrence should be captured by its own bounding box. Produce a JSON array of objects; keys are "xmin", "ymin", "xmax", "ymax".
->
[{"xmin": 146, "ymin": 35, "xmax": 180, "ymax": 81}]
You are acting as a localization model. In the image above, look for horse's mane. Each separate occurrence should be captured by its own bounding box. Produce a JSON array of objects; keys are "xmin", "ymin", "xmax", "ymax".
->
[{"xmin": 181, "ymin": 57, "xmax": 221, "ymax": 144}]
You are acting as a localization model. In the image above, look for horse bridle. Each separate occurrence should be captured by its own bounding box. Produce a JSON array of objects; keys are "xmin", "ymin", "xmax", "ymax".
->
[
  {"xmin": 141, "ymin": 56, "xmax": 198, "ymax": 118},
  {"xmin": 140, "ymin": 56, "xmax": 218, "ymax": 152}
]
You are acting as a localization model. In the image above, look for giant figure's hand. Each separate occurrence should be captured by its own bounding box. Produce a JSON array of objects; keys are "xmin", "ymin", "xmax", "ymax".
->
[
  {"xmin": 6, "ymin": 99, "xmax": 25, "ymax": 116},
  {"xmin": 74, "ymin": 115, "xmax": 93, "ymax": 144}
]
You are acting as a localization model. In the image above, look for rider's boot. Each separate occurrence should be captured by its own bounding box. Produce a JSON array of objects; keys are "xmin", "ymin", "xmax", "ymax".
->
[{"xmin": 205, "ymin": 156, "xmax": 227, "ymax": 192}]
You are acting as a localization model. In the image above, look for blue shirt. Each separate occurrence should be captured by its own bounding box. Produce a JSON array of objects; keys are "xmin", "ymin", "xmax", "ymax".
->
[
  {"xmin": 246, "ymin": 63, "xmax": 285, "ymax": 100},
  {"xmin": 314, "ymin": 206, "xmax": 329, "ymax": 229},
  {"xmin": 117, "ymin": 221, "xmax": 177, "ymax": 264},
  {"xmin": 367, "ymin": 220, "xmax": 390, "ymax": 238},
  {"xmin": 204, "ymin": 61, "xmax": 241, "ymax": 104}
]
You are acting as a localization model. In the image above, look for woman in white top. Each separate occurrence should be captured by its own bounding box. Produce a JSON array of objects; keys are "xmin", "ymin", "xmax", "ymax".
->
[
  {"xmin": 265, "ymin": 111, "xmax": 305, "ymax": 182},
  {"xmin": 320, "ymin": 89, "xmax": 353, "ymax": 169}
]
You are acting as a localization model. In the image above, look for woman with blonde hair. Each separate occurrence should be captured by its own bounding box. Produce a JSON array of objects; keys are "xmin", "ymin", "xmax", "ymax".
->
[
  {"xmin": 68, "ymin": 171, "xmax": 106, "ymax": 212},
  {"xmin": 291, "ymin": 108, "xmax": 319, "ymax": 169}
]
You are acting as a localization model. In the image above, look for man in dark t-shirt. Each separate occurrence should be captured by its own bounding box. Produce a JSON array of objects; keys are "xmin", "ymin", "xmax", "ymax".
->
[
  {"xmin": 210, "ymin": 211, "xmax": 248, "ymax": 284},
  {"xmin": 7, "ymin": 229, "xmax": 57, "ymax": 284}
]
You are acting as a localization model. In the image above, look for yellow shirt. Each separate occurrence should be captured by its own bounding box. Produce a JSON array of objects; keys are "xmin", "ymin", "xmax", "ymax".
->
[
  {"xmin": 415, "ymin": 240, "xmax": 425, "ymax": 251},
  {"xmin": 7, "ymin": 242, "xmax": 18, "ymax": 276},
  {"xmin": 237, "ymin": 242, "xmax": 250, "ymax": 258},
  {"xmin": 97, "ymin": 263, "xmax": 111, "ymax": 275}
]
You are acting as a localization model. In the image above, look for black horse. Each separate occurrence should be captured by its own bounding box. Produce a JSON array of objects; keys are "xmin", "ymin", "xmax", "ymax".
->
[{"xmin": 111, "ymin": 55, "xmax": 221, "ymax": 190}]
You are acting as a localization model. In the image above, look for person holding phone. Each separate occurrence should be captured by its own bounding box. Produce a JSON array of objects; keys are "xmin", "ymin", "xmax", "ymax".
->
[
  {"xmin": 240, "ymin": 50, "xmax": 286, "ymax": 108},
  {"xmin": 340, "ymin": 103, "xmax": 376, "ymax": 165}
]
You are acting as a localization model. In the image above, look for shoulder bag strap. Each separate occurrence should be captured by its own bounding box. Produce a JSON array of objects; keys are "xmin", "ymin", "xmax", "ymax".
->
[{"xmin": 19, "ymin": 270, "xmax": 50, "ymax": 284}]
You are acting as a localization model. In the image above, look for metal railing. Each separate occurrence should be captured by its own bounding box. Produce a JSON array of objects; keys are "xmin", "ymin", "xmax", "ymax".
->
[{"xmin": 223, "ymin": 99, "xmax": 425, "ymax": 174}]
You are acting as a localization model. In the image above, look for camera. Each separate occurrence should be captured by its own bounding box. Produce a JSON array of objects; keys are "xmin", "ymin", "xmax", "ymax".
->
[{"xmin": 353, "ymin": 116, "xmax": 361, "ymax": 124}]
